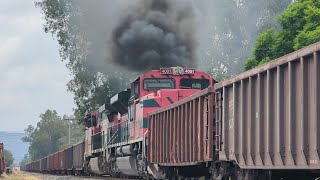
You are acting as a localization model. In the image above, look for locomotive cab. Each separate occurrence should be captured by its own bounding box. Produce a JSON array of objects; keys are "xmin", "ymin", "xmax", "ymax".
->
[
  {"xmin": 87, "ymin": 67, "xmax": 214, "ymax": 177},
  {"xmin": 129, "ymin": 67, "xmax": 214, "ymax": 140},
  {"xmin": 131, "ymin": 67, "xmax": 214, "ymax": 101},
  {"xmin": 103, "ymin": 67, "xmax": 214, "ymax": 177}
]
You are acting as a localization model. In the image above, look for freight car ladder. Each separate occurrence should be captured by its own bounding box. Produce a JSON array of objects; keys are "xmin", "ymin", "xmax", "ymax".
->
[{"xmin": 215, "ymin": 92, "xmax": 222, "ymax": 151}]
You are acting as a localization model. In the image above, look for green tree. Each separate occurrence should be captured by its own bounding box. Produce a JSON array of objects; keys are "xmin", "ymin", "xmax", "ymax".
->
[
  {"xmin": 198, "ymin": 0, "xmax": 291, "ymax": 76},
  {"xmin": 4, "ymin": 150, "xmax": 14, "ymax": 167},
  {"xmin": 243, "ymin": 57, "xmax": 258, "ymax": 71},
  {"xmin": 35, "ymin": 1, "xmax": 117, "ymax": 119},
  {"xmin": 244, "ymin": 0, "xmax": 320, "ymax": 70},
  {"xmin": 59, "ymin": 117, "xmax": 85, "ymax": 149},
  {"xmin": 253, "ymin": 29, "xmax": 277, "ymax": 62},
  {"xmin": 22, "ymin": 110, "xmax": 69, "ymax": 160},
  {"xmin": 19, "ymin": 154, "xmax": 31, "ymax": 167}
]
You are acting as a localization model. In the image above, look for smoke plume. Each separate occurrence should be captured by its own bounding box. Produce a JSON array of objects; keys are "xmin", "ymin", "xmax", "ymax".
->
[
  {"xmin": 71, "ymin": 0, "xmax": 292, "ymax": 89},
  {"xmin": 110, "ymin": 0, "xmax": 195, "ymax": 71}
]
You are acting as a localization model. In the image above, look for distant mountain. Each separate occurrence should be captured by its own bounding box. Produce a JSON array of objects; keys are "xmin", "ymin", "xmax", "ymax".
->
[{"xmin": 0, "ymin": 131, "xmax": 29, "ymax": 164}]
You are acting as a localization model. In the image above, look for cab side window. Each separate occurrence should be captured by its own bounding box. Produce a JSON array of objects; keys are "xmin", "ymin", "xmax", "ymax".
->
[
  {"xmin": 131, "ymin": 80, "xmax": 140, "ymax": 98},
  {"xmin": 143, "ymin": 78, "xmax": 175, "ymax": 90},
  {"xmin": 180, "ymin": 78, "xmax": 210, "ymax": 90}
]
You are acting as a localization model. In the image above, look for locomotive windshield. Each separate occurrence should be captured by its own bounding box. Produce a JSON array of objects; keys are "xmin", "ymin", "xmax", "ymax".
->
[
  {"xmin": 180, "ymin": 78, "xmax": 210, "ymax": 90},
  {"xmin": 143, "ymin": 78, "xmax": 175, "ymax": 90}
]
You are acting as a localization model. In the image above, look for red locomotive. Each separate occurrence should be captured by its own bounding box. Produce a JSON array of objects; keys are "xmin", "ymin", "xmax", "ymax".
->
[{"xmin": 83, "ymin": 66, "xmax": 214, "ymax": 177}]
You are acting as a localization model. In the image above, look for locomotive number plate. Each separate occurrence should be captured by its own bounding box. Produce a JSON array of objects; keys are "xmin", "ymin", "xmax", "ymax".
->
[{"xmin": 160, "ymin": 68, "xmax": 173, "ymax": 74}]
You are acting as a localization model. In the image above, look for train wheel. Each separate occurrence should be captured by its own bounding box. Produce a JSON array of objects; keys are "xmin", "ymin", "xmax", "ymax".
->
[
  {"xmin": 146, "ymin": 173, "xmax": 154, "ymax": 180},
  {"xmin": 231, "ymin": 169, "xmax": 271, "ymax": 180},
  {"xmin": 256, "ymin": 170, "xmax": 271, "ymax": 180},
  {"xmin": 167, "ymin": 168, "xmax": 179, "ymax": 180}
]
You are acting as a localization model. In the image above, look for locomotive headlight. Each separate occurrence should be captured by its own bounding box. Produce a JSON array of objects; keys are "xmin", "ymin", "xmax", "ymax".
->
[
  {"xmin": 172, "ymin": 67, "xmax": 179, "ymax": 75},
  {"xmin": 178, "ymin": 67, "xmax": 184, "ymax": 75},
  {"xmin": 172, "ymin": 66, "xmax": 184, "ymax": 75}
]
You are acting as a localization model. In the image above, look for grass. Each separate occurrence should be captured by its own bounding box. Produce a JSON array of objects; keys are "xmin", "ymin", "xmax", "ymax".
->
[{"xmin": 0, "ymin": 171, "xmax": 40, "ymax": 180}]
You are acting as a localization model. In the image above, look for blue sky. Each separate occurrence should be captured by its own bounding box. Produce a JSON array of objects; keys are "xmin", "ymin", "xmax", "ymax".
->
[{"xmin": 0, "ymin": 1, "xmax": 74, "ymax": 131}]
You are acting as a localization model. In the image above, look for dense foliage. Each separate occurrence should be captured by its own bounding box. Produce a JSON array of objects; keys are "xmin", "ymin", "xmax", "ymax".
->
[
  {"xmin": 244, "ymin": 0, "xmax": 320, "ymax": 70},
  {"xmin": 203, "ymin": 0, "xmax": 291, "ymax": 76},
  {"xmin": 22, "ymin": 110, "xmax": 84, "ymax": 160},
  {"xmin": 19, "ymin": 154, "xmax": 31, "ymax": 167},
  {"xmin": 4, "ymin": 149, "xmax": 14, "ymax": 167}
]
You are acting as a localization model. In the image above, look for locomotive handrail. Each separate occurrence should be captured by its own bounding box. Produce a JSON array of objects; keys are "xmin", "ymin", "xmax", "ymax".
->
[
  {"xmin": 107, "ymin": 128, "xmax": 119, "ymax": 144},
  {"xmin": 107, "ymin": 120, "xmax": 130, "ymax": 144},
  {"xmin": 106, "ymin": 119, "xmax": 128, "ymax": 128},
  {"xmin": 142, "ymin": 130, "xmax": 148, "ymax": 160}
]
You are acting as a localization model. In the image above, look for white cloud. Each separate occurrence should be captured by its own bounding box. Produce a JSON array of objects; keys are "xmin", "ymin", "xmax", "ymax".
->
[
  {"xmin": 0, "ymin": 13, "xmax": 45, "ymax": 66},
  {"xmin": 2, "ymin": 63, "xmax": 66, "ymax": 89},
  {"xmin": 0, "ymin": 0, "xmax": 74, "ymax": 131},
  {"xmin": 0, "ymin": 36, "xmax": 20, "ymax": 65},
  {"xmin": 13, "ymin": 15, "xmax": 43, "ymax": 32},
  {"xmin": 0, "ymin": 0, "xmax": 38, "ymax": 17}
]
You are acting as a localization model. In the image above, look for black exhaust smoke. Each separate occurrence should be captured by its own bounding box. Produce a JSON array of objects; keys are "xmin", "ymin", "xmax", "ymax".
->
[{"xmin": 111, "ymin": 0, "xmax": 195, "ymax": 72}]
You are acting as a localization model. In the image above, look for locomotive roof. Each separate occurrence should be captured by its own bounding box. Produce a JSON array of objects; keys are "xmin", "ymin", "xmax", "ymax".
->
[{"xmin": 131, "ymin": 67, "xmax": 207, "ymax": 83}]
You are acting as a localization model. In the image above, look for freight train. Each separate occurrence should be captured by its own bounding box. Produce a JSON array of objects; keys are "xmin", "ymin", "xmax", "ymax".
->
[
  {"xmin": 0, "ymin": 143, "xmax": 5, "ymax": 175},
  {"xmin": 22, "ymin": 42, "xmax": 320, "ymax": 179}
]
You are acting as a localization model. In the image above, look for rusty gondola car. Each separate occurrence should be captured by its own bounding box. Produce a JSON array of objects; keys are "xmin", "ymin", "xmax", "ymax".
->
[
  {"xmin": 73, "ymin": 141, "xmax": 85, "ymax": 174},
  {"xmin": 148, "ymin": 86, "xmax": 216, "ymax": 178},
  {"xmin": 40, "ymin": 157, "xmax": 47, "ymax": 172},
  {"xmin": 65, "ymin": 146, "xmax": 73, "ymax": 173},
  {"xmin": 213, "ymin": 41, "xmax": 320, "ymax": 179},
  {"xmin": 0, "ymin": 143, "xmax": 5, "ymax": 175}
]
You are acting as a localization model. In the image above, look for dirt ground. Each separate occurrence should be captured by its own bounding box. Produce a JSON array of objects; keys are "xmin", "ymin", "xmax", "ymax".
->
[
  {"xmin": 0, "ymin": 171, "xmax": 41, "ymax": 180},
  {"xmin": 0, "ymin": 171, "xmax": 111, "ymax": 180}
]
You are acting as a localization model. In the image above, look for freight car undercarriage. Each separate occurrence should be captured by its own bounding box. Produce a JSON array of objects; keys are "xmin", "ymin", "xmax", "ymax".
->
[
  {"xmin": 23, "ymin": 161, "xmax": 320, "ymax": 180},
  {"xmin": 146, "ymin": 161, "xmax": 320, "ymax": 179}
]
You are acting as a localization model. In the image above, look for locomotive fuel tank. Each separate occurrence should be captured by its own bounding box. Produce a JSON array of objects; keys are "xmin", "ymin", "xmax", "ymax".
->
[
  {"xmin": 116, "ymin": 156, "xmax": 140, "ymax": 176},
  {"xmin": 115, "ymin": 144, "xmax": 140, "ymax": 176},
  {"xmin": 88, "ymin": 157, "xmax": 104, "ymax": 174}
]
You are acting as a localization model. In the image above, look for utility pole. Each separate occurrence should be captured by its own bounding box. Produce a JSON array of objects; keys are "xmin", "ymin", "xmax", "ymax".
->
[
  {"xmin": 68, "ymin": 122, "xmax": 71, "ymax": 145},
  {"xmin": 63, "ymin": 115, "xmax": 76, "ymax": 145}
]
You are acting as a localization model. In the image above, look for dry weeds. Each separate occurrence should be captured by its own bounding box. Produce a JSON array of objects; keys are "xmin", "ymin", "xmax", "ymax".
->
[{"xmin": 0, "ymin": 171, "xmax": 41, "ymax": 180}]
